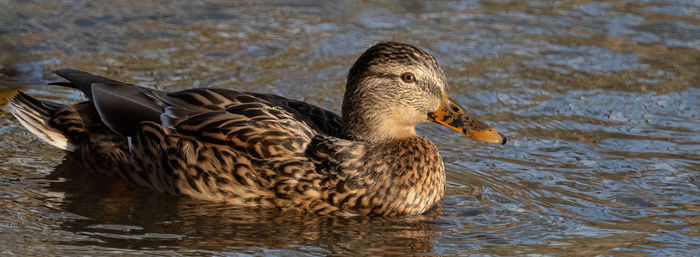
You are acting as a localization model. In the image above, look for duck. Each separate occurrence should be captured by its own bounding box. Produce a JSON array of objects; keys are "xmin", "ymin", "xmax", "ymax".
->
[{"xmin": 6, "ymin": 41, "xmax": 505, "ymax": 216}]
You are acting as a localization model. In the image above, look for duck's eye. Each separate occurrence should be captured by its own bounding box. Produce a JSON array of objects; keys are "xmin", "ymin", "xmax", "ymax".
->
[{"xmin": 401, "ymin": 72, "xmax": 415, "ymax": 83}]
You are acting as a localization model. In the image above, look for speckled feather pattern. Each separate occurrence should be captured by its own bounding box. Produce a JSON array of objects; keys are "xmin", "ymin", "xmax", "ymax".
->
[{"xmin": 8, "ymin": 41, "xmax": 453, "ymax": 216}]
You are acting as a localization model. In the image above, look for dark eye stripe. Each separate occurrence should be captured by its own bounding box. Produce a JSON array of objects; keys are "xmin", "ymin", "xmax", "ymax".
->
[{"xmin": 357, "ymin": 72, "xmax": 441, "ymax": 97}]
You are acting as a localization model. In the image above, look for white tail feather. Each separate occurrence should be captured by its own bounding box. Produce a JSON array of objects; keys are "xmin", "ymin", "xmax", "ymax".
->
[{"xmin": 6, "ymin": 95, "xmax": 76, "ymax": 151}]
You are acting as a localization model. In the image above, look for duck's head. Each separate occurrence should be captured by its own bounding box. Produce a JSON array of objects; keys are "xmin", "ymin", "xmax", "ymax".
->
[{"xmin": 342, "ymin": 41, "xmax": 506, "ymax": 144}]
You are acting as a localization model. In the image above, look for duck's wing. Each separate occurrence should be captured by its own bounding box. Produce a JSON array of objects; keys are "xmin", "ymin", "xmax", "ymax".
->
[
  {"xmin": 156, "ymin": 89, "xmax": 348, "ymax": 160},
  {"xmin": 162, "ymin": 89, "xmax": 344, "ymax": 137},
  {"xmin": 90, "ymin": 82, "xmax": 166, "ymax": 137},
  {"xmin": 51, "ymin": 69, "xmax": 343, "ymax": 139},
  {"xmin": 52, "ymin": 69, "xmax": 123, "ymax": 98},
  {"xmin": 89, "ymin": 85, "xmax": 342, "ymax": 159},
  {"xmin": 248, "ymin": 92, "xmax": 344, "ymax": 137},
  {"xmin": 51, "ymin": 69, "xmax": 167, "ymax": 137}
]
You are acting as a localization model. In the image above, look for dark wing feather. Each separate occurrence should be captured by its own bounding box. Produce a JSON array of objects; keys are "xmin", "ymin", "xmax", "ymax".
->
[
  {"xmin": 91, "ymin": 82, "xmax": 165, "ymax": 137},
  {"xmin": 49, "ymin": 69, "xmax": 167, "ymax": 137},
  {"xmin": 51, "ymin": 69, "xmax": 122, "ymax": 98}
]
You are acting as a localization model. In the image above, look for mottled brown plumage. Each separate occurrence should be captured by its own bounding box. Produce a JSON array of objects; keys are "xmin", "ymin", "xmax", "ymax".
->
[{"xmin": 7, "ymin": 41, "xmax": 505, "ymax": 216}]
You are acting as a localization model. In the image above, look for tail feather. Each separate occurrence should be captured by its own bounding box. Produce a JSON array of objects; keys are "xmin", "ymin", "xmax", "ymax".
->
[
  {"xmin": 52, "ymin": 69, "xmax": 121, "ymax": 98},
  {"xmin": 6, "ymin": 91, "xmax": 76, "ymax": 151}
]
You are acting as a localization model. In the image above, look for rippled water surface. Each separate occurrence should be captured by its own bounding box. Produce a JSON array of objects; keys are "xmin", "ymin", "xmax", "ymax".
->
[{"xmin": 1, "ymin": 0, "xmax": 699, "ymax": 255}]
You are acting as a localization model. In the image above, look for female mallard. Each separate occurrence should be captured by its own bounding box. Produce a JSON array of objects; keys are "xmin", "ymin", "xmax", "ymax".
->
[{"xmin": 7, "ymin": 41, "xmax": 505, "ymax": 216}]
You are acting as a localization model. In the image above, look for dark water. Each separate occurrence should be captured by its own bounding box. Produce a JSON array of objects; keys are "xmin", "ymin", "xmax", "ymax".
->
[{"xmin": 1, "ymin": 0, "xmax": 698, "ymax": 255}]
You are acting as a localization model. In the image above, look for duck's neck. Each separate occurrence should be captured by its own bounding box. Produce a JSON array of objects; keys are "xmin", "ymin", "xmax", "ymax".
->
[
  {"xmin": 341, "ymin": 98, "xmax": 421, "ymax": 142},
  {"xmin": 341, "ymin": 95, "xmax": 383, "ymax": 142},
  {"xmin": 341, "ymin": 116, "xmax": 417, "ymax": 142}
]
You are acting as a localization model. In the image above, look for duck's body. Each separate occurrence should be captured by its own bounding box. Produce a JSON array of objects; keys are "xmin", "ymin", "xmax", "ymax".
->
[{"xmin": 7, "ymin": 42, "xmax": 503, "ymax": 216}]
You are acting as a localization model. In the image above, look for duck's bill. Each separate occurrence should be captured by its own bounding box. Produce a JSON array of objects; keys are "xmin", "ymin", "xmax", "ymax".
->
[{"xmin": 428, "ymin": 94, "xmax": 506, "ymax": 145}]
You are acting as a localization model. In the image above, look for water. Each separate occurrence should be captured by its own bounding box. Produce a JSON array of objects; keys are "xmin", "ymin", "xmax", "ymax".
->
[{"xmin": 1, "ymin": 0, "xmax": 698, "ymax": 255}]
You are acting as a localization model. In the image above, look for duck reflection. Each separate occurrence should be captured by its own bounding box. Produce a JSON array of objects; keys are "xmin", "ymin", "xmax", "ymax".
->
[{"xmin": 45, "ymin": 157, "xmax": 442, "ymax": 255}]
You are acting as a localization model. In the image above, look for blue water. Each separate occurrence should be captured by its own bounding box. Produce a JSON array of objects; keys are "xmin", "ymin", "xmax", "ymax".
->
[{"xmin": 0, "ymin": 0, "xmax": 698, "ymax": 255}]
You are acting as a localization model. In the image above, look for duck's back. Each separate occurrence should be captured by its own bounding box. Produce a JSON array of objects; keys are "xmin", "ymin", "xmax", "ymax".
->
[{"xmin": 9, "ymin": 70, "xmax": 345, "ymax": 205}]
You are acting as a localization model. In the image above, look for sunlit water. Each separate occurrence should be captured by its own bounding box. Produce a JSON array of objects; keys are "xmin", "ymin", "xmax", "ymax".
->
[{"xmin": 0, "ymin": 0, "xmax": 698, "ymax": 255}]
